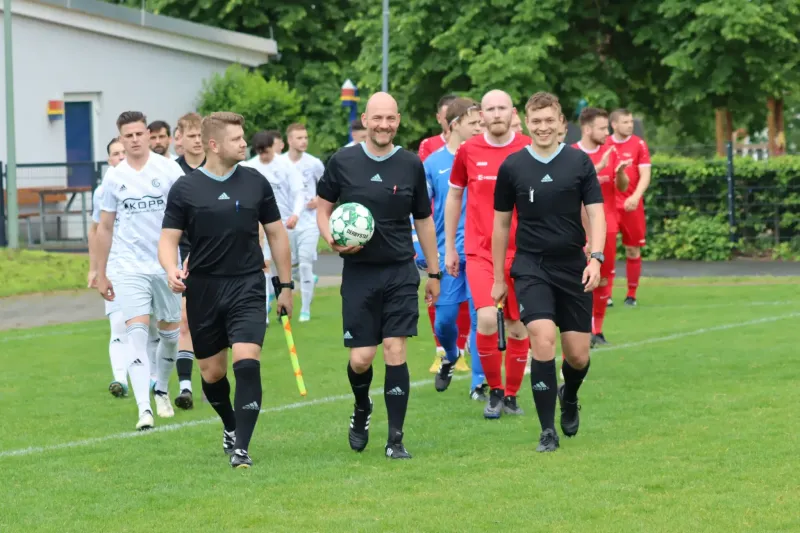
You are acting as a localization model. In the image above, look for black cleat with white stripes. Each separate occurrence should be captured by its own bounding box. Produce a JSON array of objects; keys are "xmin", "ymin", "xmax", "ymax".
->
[{"xmin": 349, "ymin": 398, "xmax": 373, "ymax": 452}]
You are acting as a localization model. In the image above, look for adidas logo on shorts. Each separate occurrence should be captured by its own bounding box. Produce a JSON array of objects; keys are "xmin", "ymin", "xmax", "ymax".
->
[{"xmin": 343, "ymin": 331, "xmax": 353, "ymax": 340}]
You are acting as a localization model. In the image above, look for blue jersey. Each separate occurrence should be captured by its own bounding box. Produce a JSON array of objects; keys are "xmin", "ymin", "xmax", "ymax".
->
[{"xmin": 424, "ymin": 146, "xmax": 466, "ymax": 262}]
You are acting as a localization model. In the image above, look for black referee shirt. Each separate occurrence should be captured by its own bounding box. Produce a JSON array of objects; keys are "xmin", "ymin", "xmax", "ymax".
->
[
  {"xmin": 162, "ymin": 165, "xmax": 281, "ymax": 276},
  {"xmin": 494, "ymin": 144, "xmax": 604, "ymax": 258},
  {"xmin": 174, "ymin": 155, "xmax": 206, "ymax": 259},
  {"xmin": 317, "ymin": 143, "xmax": 432, "ymax": 264}
]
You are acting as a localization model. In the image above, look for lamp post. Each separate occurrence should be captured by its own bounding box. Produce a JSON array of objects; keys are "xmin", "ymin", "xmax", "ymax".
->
[{"xmin": 4, "ymin": 0, "xmax": 18, "ymax": 248}]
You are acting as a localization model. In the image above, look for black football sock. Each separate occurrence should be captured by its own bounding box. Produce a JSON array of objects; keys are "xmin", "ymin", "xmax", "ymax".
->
[
  {"xmin": 347, "ymin": 362, "xmax": 373, "ymax": 409},
  {"xmin": 562, "ymin": 357, "xmax": 590, "ymax": 403},
  {"xmin": 201, "ymin": 374, "xmax": 236, "ymax": 432},
  {"xmin": 384, "ymin": 363, "xmax": 410, "ymax": 439},
  {"xmin": 233, "ymin": 359, "xmax": 262, "ymax": 452},
  {"xmin": 176, "ymin": 350, "xmax": 194, "ymax": 389},
  {"xmin": 530, "ymin": 359, "xmax": 558, "ymax": 432}
]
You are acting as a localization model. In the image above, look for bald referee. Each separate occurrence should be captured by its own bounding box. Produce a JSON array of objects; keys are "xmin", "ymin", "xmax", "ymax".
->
[
  {"xmin": 492, "ymin": 92, "xmax": 606, "ymax": 453},
  {"xmin": 159, "ymin": 112, "xmax": 293, "ymax": 469},
  {"xmin": 317, "ymin": 92, "xmax": 440, "ymax": 460}
]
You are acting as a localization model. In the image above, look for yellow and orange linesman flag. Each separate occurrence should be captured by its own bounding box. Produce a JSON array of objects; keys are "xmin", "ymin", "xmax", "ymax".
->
[{"xmin": 270, "ymin": 276, "xmax": 307, "ymax": 396}]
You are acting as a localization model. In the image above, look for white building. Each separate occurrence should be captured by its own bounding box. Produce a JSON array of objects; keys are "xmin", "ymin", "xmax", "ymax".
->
[{"xmin": 0, "ymin": 0, "xmax": 277, "ymax": 244}]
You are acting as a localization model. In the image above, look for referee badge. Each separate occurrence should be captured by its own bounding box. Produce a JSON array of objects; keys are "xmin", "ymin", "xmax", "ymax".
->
[{"xmin": 529, "ymin": 187, "xmax": 534, "ymax": 203}]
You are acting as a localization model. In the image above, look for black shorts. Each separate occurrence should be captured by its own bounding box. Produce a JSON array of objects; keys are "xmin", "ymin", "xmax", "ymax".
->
[
  {"xmin": 185, "ymin": 272, "xmax": 267, "ymax": 359},
  {"xmin": 509, "ymin": 252, "xmax": 591, "ymax": 333},
  {"xmin": 340, "ymin": 260, "xmax": 420, "ymax": 348}
]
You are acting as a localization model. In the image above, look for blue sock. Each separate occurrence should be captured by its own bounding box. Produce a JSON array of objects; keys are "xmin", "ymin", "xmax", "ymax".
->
[
  {"xmin": 434, "ymin": 303, "xmax": 460, "ymax": 363},
  {"xmin": 467, "ymin": 299, "xmax": 485, "ymax": 389}
]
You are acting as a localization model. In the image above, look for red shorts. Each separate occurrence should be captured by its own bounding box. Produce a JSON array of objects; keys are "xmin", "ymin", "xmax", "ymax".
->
[
  {"xmin": 601, "ymin": 232, "xmax": 617, "ymax": 279},
  {"xmin": 618, "ymin": 205, "xmax": 646, "ymax": 247},
  {"xmin": 465, "ymin": 253, "xmax": 520, "ymax": 321}
]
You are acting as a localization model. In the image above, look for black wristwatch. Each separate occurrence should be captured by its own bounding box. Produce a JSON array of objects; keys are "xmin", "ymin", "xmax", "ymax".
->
[
  {"xmin": 590, "ymin": 252, "xmax": 605, "ymax": 264},
  {"xmin": 276, "ymin": 281, "xmax": 294, "ymax": 290},
  {"xmin": 428, "ymin": 271, "xmax": 442, "ymax": 280}
]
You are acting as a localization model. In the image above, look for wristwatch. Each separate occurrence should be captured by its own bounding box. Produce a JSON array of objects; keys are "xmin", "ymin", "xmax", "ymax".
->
[
  {"xmin": 428, "ymin": 271, "xmax": 442, "ymax": 280},
  {"xmin": 590, "ymin": 252, "xmax": 605, "ymax": 264},
  {"xmin": 276, "ymin": 281, "xmax": 295, "ymax": 290}
]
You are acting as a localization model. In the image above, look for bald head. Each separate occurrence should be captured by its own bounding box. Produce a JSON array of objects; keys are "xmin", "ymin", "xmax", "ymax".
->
[
  {"xmin": 362, "ymin": 91, "xmax": 401, "ymax": 150},
  {"xmin": 365, "ymin": 92, "xmax": 398, "ymax": 115},
  {"xmin": 481, "ymin": 89, "xmax": 515, "ymax": 139}
]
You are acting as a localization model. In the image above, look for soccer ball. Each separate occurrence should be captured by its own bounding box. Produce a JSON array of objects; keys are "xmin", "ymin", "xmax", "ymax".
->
[{"xmin": 330, "ymin": 202, "xmax": 375, "ymax": 247}]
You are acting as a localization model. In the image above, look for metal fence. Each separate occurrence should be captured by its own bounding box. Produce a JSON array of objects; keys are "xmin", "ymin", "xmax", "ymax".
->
[{"xmin": 1, "ymin": 151, "xmax": 798, "ymax": 254}]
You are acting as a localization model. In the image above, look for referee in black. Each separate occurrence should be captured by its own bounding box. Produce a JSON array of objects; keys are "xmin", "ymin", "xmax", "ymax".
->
[
  {"xmin": 159, "ymin": 111, "xmax": 293, "ymax": 469},
  {"xmin": 491, "ymin": 92, "xmax": 606, "ymax": 453},
  {"xmin": 316, "ymin": 92, "xmax": 441, "ymax": 460}
]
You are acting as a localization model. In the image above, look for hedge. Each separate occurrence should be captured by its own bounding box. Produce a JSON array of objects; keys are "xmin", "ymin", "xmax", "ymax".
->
[{"xmin": 637, "ymin": 154, "xmax": 800, "ymax": 261}]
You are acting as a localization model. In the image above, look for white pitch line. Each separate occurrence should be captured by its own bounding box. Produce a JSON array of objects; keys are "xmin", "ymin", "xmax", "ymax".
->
[{"xmin": 1, "ymin": 312, "xmax": 798, "ymax": 459}]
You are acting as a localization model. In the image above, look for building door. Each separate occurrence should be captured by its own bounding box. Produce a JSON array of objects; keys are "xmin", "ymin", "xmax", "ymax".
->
[{"xmin": 65, "ymin": 101, "xmax": 94, "ymax": 187}]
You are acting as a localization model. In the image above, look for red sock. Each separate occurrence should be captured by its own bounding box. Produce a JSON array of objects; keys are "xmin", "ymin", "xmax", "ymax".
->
[
  {"xmin": 627, "ymin": 257, "xmax": 642, "ymax": 298},
  {"xmin": 504, "ymin": 337, "xmax": 530, "ymax": 397},
  {"xmin": 476, "ymin": 332, "xmax": 503, "ymax": 391},
  {"xmin": 592, "ymin": 284, "xmax": 610, "ymax": 334},
  {"xmin": 428, "ymin": 305, "xmax": 441, "ymax": 348},
  {"xmin": 456, "ymin": 301, "xmax": 471, "ymax": 350}
]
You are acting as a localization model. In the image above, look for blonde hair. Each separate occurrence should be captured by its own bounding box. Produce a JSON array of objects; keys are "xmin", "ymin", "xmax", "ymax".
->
[
  {"xmin": 525, "ymin": 92, "xmax": 562, "ymax": 115},
  {"xmin": 177, "ymin": 112, "xmax": 202, "ymax": 134},
  {"xmin": 201, "ymin": 112, "xmax": 245, "ymax": 147}
]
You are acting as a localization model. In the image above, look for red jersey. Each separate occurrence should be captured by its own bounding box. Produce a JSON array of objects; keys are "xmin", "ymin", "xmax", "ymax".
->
[
  {"xmin": 450, "ymin": 132, "xmax": 531, "ymax": 257},
  {"xmin": 573, "ymin": 141, "xmax": 619, "ymax": 234},
  {"xmin": 418, "ymin": 133, "xmax": 446, "ymax": 162},
  {"xmin": 604, "ymin": 134, "xmax": 651, "ymax": 207}
]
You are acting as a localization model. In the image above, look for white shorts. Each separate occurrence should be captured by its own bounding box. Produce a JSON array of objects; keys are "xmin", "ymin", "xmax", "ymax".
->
[
  {"xmin": 289, "ymin": 225, "xmax": 319, "ymax": 265},
  {"xmin": 105, "ymin": 273, "xmax": 122, "ymax": 316},
  {"xmin": 114, "ymin": 272, "xmax": 181, "ymax": 323}
]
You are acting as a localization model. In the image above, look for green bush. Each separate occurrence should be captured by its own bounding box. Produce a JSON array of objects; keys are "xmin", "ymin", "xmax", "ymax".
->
[
  {"xmin": 646, "ymin": 207, "xmax": 735, "ymax": 261},
  {"xmin": 643, "ymin": 154, "xmax": 800, "ymax": 260},
  {"xmin": 197, "ymin": 65, "xmax": 304, "ymax": 143}
]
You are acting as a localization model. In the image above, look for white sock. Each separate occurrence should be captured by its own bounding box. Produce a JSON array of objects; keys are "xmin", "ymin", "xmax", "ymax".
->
[
  {"xmin": 108, "ymin": 311, "xmax": 128, "ymax": 384},
  {"xmin": 155, "ymin": 328, "xmax": 179, "ymax": 394},
  {"xmin": 147, "ymin": 319, "xmax": 159, "ymax": 382},
  {"xmin": 125, "ymin": 322, "xmax": 153, "ymax": 415},
  {"xmin": 299, "ymin": 262, "xmax": 315, "ymax": 315}
]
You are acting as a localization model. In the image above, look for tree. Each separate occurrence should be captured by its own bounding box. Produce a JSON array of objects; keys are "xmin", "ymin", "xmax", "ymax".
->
[{"xmin": 196, "ymin": 65, "xmax": 303, "ymax": 142}]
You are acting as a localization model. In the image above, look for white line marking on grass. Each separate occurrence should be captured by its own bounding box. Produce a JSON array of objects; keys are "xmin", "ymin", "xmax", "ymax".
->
[{"xmin": 1, "ymin": 312, "xmax": 798, "ymax": 459}]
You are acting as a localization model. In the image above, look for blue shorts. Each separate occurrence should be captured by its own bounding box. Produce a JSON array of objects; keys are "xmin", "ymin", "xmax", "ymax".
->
[{"xmin": 437, "ymin": 261, "xmax": 470, "ymax": 307}]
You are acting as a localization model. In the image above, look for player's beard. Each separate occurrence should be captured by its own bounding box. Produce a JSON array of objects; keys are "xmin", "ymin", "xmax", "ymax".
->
[
  {"xmin": 488, "ymin": 118, "xmax": 511, "ymax": 137},
  {"xmin": 152, "ymin": 145, "xmax": 167, "ymax": 156}
]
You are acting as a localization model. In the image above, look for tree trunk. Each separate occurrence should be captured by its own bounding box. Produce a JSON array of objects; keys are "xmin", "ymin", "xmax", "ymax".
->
[
  {"xmin": 767, "ymin": 97, "xmax": 778, "ymax": 156},
  {"xmin": 715, "ymin": 108, "xmax": 728, "ymax": 157},
  {"xmin": 776, "ymin": 98, "xmax": 785, "ymax": 155}
]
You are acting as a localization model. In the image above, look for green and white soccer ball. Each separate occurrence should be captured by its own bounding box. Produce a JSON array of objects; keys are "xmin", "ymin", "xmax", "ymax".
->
[{"xmin": 330, "ymin": 202, "xmax": 375, "ymax": 246}]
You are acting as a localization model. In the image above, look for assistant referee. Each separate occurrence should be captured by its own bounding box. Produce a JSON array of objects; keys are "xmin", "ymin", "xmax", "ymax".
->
[
  {"xmin": 158, "ymin": 111, "xmax": 294, "ymax": 469},
  {"xmin": 316, "ymin": 92, "xmax": 441, "ymax": 460},
  {"xmin": 491, "ymin": 92, "xmax": 606, "ymax": 453}
]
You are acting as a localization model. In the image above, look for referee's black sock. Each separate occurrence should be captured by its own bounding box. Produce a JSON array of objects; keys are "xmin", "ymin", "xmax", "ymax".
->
[
  {"xmin": 233, "ymin": 359, "xmax": 262, "ymax": 453},
  {"xmin": 530, "ymin": 359, "xmax": 557, "ymax": 432},
  {"xmin": 201, "ymin": 374, "xmax": 236, "ymax": 432},
  {"xmin": 384, "ymin": 363, "xmax": 410, "ymax": 439},
  {"xmin": 347, "ymin": 362, "xmax": 373, "ymax": 409},
  {"xmin": 562, "ymin": 357, "xmax": 590, "ymax": 403}
]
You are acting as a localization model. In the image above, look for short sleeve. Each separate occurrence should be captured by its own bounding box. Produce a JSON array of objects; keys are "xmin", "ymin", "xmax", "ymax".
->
[
  {"xmin": 637, "ymin": 139, "xmax": 651, "ymax": 166},
  {"xmin": 91, "ymin": 185, "xmax": 104, "ymax": 223},
  {"xmin": 162, "ymin": 178, "xmax": 187, "ymax": 230},
  {"xmin": 259, "ymin": 178, "xmax": 282, "ymax": 225},
  {"xmin": 580, "ymin": 154, "xmax": 604, "ymax": 206},
  {"xmin": 493, "ymin": 160, "xmax": 516, "ymax": 212},
  {"xmin": 411, "ymin": 159, "xmax": 432, "ymax": 220},
  {"xmin": 418, "ymin": 138, "xmax": 430, "ymax": 162},
  {"xmin": 449, "ymin": 145, "xmax": 468, "ymax": 189},
  {"xmin": 313, "ymin": 159, "xmax": 325, "ymax": 181},
  {"xmin": 316, "ymin": 154, "xmax": 342, "ymax": 203},
  {"xmin": 423, "ymin": 160, "xmax": 435, "ymax": 200},
  {"xmin": 100, "ymin": 171, "xmax": 118, "ymax": 213}
]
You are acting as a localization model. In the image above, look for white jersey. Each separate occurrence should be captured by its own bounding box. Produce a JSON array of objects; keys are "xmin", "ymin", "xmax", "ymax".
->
[
  {"xmin": 100, "ymin": 154, "xmax": 184, "ymax": 275},
  {"xmin": 92, "ymin": 182, "xmax": 122, "ymax": 277},
  {"xmin": 280, "ymin": 152, "xmax": 324, "ymax": 229},
  {"xmin": 241, "ymin": 156, "xmax": 304, "ymax": 224}
]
